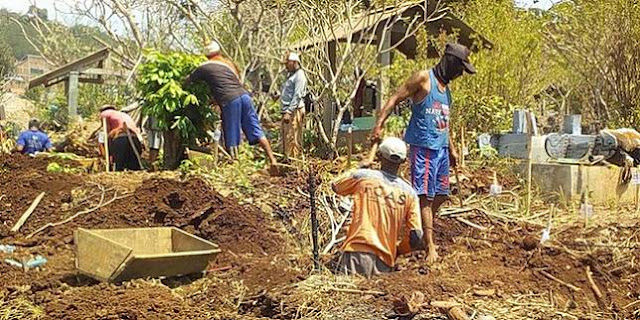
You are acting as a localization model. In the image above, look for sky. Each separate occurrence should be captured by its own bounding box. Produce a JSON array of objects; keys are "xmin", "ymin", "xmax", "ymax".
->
[
  {"xmin": 0, "ymin": 0, "xmax": 79, "ymax": 23},
  {"xmin": 1, "ymin": 0, "xmax": 563, "ymax": 17}
]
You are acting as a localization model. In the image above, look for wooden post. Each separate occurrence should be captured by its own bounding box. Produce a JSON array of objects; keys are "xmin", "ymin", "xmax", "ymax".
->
[
  {"xmin": 213, "ymin": 137, "xmax": 219, "ymax": 164},
  {"xmin": 347, "ymin": 126, "xmax": 353, "ymax": 167},
  {"xmin": 102, "ymin": 118, "xmax": 110, "ymax": 172},
  {"xmin": 525, "ymin": 111, "xmax": 534, "ymax": 215},
  {"xmin": 67, "ymin": 71, "xmax": 79, "ymax": 118}
]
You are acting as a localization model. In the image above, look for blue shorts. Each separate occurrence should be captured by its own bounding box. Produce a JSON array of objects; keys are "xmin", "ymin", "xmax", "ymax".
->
[
  {"xmin": 221, "ymin": 94, "xmax": 265, "ymax": 150},
  {"xmin": 409, "ymin": 145, "xmax": 450, "ymax": 199}
]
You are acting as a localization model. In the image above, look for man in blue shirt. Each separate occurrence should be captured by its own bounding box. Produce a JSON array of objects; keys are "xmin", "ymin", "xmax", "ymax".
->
[
  {"xmin": 16, "ymin": 118, "xmax": 53, "ymax": 155},
  {"xmin": 371, "ymin": 43, "xmax": 476, "ymax": 264}
]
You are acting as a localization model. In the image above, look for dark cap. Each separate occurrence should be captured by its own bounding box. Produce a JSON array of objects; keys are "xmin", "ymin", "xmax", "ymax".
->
[
  {"xmin": 445, "ymin": 43, "xmax": 476, "ymax": 74},
  {"xmin": 100, "ymin": 105, "xmax": 117, "ymax": 112}
]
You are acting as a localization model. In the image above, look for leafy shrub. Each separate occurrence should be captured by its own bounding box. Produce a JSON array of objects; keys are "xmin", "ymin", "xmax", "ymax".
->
[{"xmin": 137, "ymin": 50, "xmax": 215, "ymax": 144}]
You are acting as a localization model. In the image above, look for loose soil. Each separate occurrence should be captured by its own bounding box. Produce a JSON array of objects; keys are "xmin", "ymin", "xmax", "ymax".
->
[{"xmin": 0, "ymin": 153, "xmax": 637, "ymax": 319}]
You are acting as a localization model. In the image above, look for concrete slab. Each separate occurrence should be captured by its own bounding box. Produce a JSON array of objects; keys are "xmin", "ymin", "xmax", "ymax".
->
[
  {"xmin": 528, "ymin": 163, "xmax": 639, "ymax": 204},
  {"xmin": 494, "ymin": 134, "xmax": 550, "ymax": 163}
]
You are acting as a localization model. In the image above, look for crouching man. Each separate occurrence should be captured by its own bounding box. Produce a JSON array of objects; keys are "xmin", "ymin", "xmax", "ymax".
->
[
  {"xmin": 99, "ymin": 105, "xmax": 144, "ymax": 171},
  {"xmin": 332, "ymin": 137, "xmax": 423, "ymax": 278}
]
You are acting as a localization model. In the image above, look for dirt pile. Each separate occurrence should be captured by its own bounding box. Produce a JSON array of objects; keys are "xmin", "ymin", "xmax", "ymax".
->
[
  {"xmin": 39, "ymin": 282, "xmax": 207, "ymax": 320},
  {"xmin": 28, "ymin": 177, "xmax": 286, "ymax": 257},
  {"xmin": 0, "ymin": 154, "xmax": 82, "ymax": 237}
]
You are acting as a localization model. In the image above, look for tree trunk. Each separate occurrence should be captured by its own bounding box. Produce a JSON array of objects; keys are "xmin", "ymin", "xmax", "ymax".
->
[{"xmin": 163, "ymin": 129, "xmax": 186, "ymax": 170}]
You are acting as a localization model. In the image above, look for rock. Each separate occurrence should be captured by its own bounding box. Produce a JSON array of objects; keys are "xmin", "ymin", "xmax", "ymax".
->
[
  {"xmin": 259, "ymin": 203, "xmax": 273, "ymax": 215},
  {"xmin": 473, "ymin": 289, "xmax": 496, "ymax": 297},
  {"xmin": 522, "ymin": 234, "xmax": 539, "ymax": 251}
]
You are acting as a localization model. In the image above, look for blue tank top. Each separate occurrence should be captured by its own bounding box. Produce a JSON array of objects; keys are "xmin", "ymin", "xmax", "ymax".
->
[{"xmin": 404, "ymin": 69, "xmax": 451, "ymax": 149}]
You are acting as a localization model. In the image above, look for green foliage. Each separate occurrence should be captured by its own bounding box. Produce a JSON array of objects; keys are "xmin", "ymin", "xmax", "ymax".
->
[
  {"xmin": 0, "ymin": 40, "xmax": 14, "ymax": 78},
  {"xmin": 0, "ymin": 8, "xmax": 114, "ymax": 63},
  {"xmin": 26, "ymin": 83, "xmax": 132, "ymax": 128},
  {"xmin": 46, "ymin": 162, "xmax": 80, "ymax": 174},
  {"xmin": 386, "ymin": 0, "xmax": 556, "ymax": 140},
  {"xmin": 383, "ymin": 109, "xmax": 411, "ymax": 137},
  {"xmin": 452, "ymin": 0, "xmax": 555, "ymax": 106},
  {"xmin": 0, "ymin": 9, "xmax": 38, "ymax": 58},
  {"xmin": 547, "ymin": 0, "xmax": 640, "ymax": 128},
  {"xmin": 137, "ymin": 50, "xmax": 215, "ymax": 144}
]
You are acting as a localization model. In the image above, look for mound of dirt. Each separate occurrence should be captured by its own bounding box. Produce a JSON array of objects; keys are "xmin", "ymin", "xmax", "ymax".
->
[
  {"xmin": 0, "ymin": 154, "xmax": 82, "ymax": 238},
  {"xmin": 39, "ymin": 282, "xmax": 207, "ymax": 320},
  {"xmin": 31, "ymin": 177, "xmax": 286, "ymax": 257}
]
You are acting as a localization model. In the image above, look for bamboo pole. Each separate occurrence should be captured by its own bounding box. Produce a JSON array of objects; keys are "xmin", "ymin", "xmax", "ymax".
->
[
  {"xmin": 102, "ymin": 118, "xmax": 110, "ymax": 172},
  {"xmin": 525, "ymin": 111, "xmax": 534, "ymax": 215}
]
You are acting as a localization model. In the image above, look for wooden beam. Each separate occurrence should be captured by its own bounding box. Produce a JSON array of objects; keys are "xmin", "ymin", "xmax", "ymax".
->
[
  {"xmin": 82, "ymin": 68, "xmax": 126, "ymax": 77},
  {"xmin": 78, "ymin": 78, "xmax": 105, "ymax": 84},
  {"xmin": 29, "ymin": 47, "xmax": 110, "ymax": 89},
  {"xmin": 337, "ymin": 37, "xmax": 378, "ymax": 45}
]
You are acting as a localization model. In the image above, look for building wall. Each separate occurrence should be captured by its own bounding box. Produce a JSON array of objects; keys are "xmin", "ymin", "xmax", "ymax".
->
[{"xmin": 8, "ymin": 55, "xmax": 51, "ymax": 95}]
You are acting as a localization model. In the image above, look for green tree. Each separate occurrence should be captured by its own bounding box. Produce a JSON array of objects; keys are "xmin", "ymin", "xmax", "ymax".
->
[
  {"xmin": 0, "ymin": 40, "xmax": 14, "ymax": 78},
  {"xmin": 387, "ymin": 0, "xmax": 556, "ymax": 136},
  {"xmin": 546, "ymin": 0, "xmax": 640, "ymax": 129},
  {"xmin": 137, "ymin": 50, "xmax": 213, "ymax": 169}
]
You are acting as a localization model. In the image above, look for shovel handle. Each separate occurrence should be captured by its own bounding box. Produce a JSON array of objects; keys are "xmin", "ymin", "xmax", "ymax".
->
[
  {"xmin": 453, "ymin": 165, "xmax": 464, "ymax": 208},
  {"xmin": 359, "ymin": 142, "xmax": 379, "ymax": 168}
]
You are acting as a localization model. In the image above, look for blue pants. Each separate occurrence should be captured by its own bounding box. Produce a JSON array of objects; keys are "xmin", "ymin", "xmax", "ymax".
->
[
  {"xmin": 221, "ymin": 94, "xmax": 265, "ymax": 150},
  {"xmin": 409, "ymin": 145, "xmax": 450, "ymax": 199}
]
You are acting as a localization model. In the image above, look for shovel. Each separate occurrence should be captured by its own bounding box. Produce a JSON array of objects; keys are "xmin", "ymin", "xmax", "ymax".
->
[{"xmin": 358, "ymin": 142, "xmax": 379, "ymax": 169}]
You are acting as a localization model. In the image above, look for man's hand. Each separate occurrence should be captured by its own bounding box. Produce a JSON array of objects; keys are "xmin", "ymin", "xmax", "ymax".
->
[
  {"xmin": 282, "ymin": 112, "xmax": 292, "ymax": 124},
  {"xmin": 426, "ymin": 246, "xmax": 439, "ymax": 264},
  {"xmin": 370, "ymin": 125, "xmax": 383, "ymax": 143}
]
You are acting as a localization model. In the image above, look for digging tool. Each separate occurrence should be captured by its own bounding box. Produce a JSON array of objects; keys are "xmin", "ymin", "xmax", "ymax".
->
[
  {"xmin": 359, "ymin": 142, "xmax": 379, "ymax": 168},
  {"xmin": 308, "ymin": 169, "xmax": 320, "ymax": 270},
  {"xmin": 124, "ymin": 124, "xmax": 144, "ymax": 170},
  {"xmin": 453, "ymin": 163, "xmax": 464, "ymax": 208},
  {"xmin": 102, "ymin": 118, "xmax": 110, "ymax": 172}
]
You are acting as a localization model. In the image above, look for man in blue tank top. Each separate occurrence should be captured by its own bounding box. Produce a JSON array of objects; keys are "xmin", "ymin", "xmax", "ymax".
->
[{"xmin": 371, "ymin": 43, "xmax": 476, "ymax": 264}]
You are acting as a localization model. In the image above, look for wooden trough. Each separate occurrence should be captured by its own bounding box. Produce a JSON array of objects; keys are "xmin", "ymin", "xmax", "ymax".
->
[{"xmin": 75, "ymin": 227, "xmax": 221, "ymax": 282}]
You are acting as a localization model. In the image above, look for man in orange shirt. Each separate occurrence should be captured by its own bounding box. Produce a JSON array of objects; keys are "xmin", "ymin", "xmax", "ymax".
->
[{"xmin": 332, "ymin": 137, "xmax": 423, "ymax": 277}]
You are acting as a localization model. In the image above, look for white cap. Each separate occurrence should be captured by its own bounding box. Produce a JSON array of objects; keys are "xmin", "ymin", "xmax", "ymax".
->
[
  {"xmin": 204, "ymin": 40, "xmax": 221, "ymax": 56},
  {"xmin": 287, "ymin": 52, "xmax": 301, "ymax": 63},
  {"xmin": 378, "ymin": 137, "xmax": 407, "ymax": 163}
]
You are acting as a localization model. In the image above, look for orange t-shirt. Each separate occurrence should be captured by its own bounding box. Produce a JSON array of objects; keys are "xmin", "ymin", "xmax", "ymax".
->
[{"xmin": 333, "ymin": 169, "xmax": 422, "ymax": 267}]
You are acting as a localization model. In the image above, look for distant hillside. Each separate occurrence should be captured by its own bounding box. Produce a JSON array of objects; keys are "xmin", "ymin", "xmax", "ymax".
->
[{"xmin": 0, "ymin": 7, "xmax": 113, "ymax": 64}]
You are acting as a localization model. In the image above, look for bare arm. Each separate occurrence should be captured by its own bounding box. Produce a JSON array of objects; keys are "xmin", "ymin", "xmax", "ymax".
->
[{"xmin": 371, "ymin": 70, "xmax": 429, "ymax": 141}]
